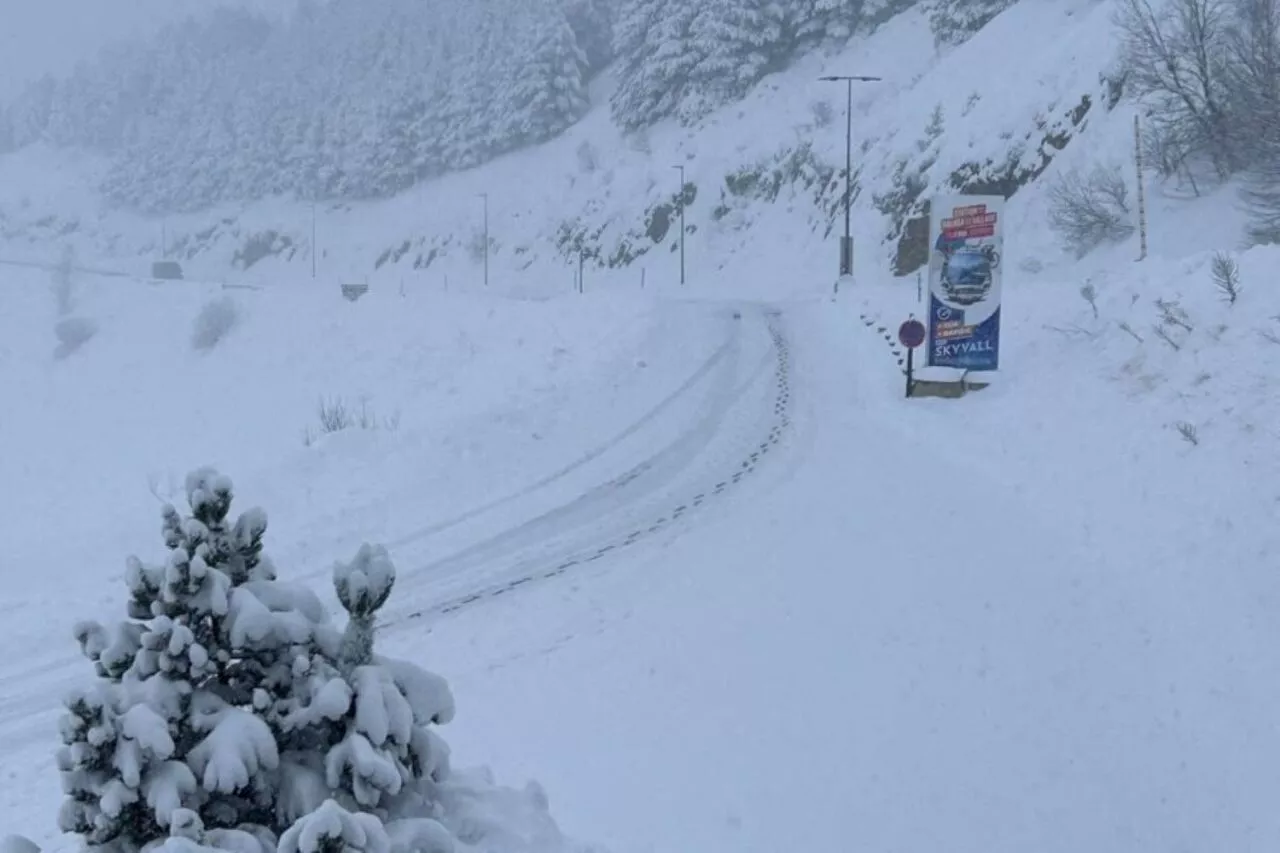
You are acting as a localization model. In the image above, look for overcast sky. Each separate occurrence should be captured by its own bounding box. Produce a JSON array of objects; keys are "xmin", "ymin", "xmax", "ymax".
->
[{"xmin": 0, "ymin": 0, "xmax": 291, "ymax": 100}]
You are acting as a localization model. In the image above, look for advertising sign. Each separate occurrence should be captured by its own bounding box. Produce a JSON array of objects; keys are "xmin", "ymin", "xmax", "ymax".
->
[{"xmin": 926, "ymin": 195, "xmax": 1003, "ymax": 371}]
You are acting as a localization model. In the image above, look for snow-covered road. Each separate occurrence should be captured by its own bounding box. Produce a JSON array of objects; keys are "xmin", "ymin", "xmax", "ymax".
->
[
  {"xmin": 377, "ymin": 304, "xmax": 793, "ymax": 627},
  {"xmin": 392, "ymin": 298, "xmax": 1280, "ymax": 853},
  {"xmin": 4, "ymin": 288, "xmax": 1278, "ymax": 853}
]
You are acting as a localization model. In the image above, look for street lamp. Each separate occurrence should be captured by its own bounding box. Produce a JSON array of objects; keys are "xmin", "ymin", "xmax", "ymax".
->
[
  {"xmin": 478, "ymin": 193, "xmax": 489, "ymax": 287},
  {"xmin": 819, "ymin": 74, "xmax": 881, "ymax": 281},
  {"xmin": 672, "ymin": 164, "xmax": 685, "ymax": 285}
]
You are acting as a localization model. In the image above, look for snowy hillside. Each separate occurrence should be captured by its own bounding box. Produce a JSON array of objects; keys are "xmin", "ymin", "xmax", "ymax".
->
[
  {"xmin": 4, "ymin": 0, "xmax": 1280, "ymax": 850},
  {"xmin": 0, "ymin": 0, "xmax": 1133, "ymax": 286}
]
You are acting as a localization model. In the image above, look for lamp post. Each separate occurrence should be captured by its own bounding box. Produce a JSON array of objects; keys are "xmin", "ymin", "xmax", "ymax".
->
[
  {"xmin": 819, "ymin": 74, "xmax": 881, "ymax": 281},
  {"xmin": 672, "ymin": 164, "xmax": 685, "ymax": 285},
  {"xmin": 478, "ymin": 192, "xmax": 489, "ymax": 287}
]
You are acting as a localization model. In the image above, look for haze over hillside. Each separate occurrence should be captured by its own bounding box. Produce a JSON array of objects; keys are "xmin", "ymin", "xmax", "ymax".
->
[
  {"xmin": 2, "ymin": 1, "xmax": 1280, "ymax": 852},
  {"xmin": 0, "ymin": 0, "xmax": 292, "ymax": 100}
]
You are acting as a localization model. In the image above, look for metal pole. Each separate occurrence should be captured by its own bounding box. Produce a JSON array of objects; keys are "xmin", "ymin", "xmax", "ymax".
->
[
  {"xmin": 481, "ymin": 193, "xmax": 489, "ymax": 286},
  {"xmin": 844, "ymin": 79, "xmax": 852, "ymax": 248},
  {"xmin": 819, "ymin": 75, "xmax": 881, "ymax": 281},
  {"xmin": 905, "ymin": 347, "xmax": 915, "ymax": 398},
  {"xmin": 1133, "ymin": 114, "xmax": 1148, "ymax": 261},
  {"xmin": 672, "ymin": 164, "xmax": 686, "ymax": 285}
]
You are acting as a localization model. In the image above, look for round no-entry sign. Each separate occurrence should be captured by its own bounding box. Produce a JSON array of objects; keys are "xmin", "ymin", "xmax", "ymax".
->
[{"xmin": 898, "ymin": 318, "xmax": 926, "ymax": 349}]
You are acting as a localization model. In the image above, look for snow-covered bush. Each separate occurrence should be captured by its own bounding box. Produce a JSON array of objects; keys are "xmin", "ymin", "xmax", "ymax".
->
[
  {"xmin": 1, "ymin": 835, "xmax": 40, "ymax": 853},
  {"xmin": 191, "ymin": 296, "xmax": 239, "ymax": 351},
  {"xmin": 55, "ymin": 467, "xmax": 595, "ymax": 853},
  {"xmin": 1047, "ymin": 163, "xmax": 1135, "ymax": 257},
  {"xmin": 54, "ymin": 316, "xmax": 98, "ymax": 359}
]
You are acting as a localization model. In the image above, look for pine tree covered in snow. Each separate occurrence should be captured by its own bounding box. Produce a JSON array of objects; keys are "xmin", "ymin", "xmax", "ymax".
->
[
  {"xmin": 58, "ymin": 468, "xmax": 331, "ymax": 850},
  {"xmin": 506, "ymin": 15, "xmax": 592, "ymax": 147},
  {"xmin": 1, "ymin": 0, "xmax": 594, "ymax": 213},
  {"xmin": 563, "ymin": 0, "xmax": 619, "ymax": 78},
  {"xmin": 611, "ymin": 0, "xmax": 861, "ymax": 130},
  {"xmin": 610, "ymin": 0, "xmax": 704, "ymax": 130},
  {"xmin": 926, "ymin": 0, "xmax": 1017, "ymax": 47},
  {"xmin": 49, "ymin": 467, "xmax": 594, "ymax": 853}
]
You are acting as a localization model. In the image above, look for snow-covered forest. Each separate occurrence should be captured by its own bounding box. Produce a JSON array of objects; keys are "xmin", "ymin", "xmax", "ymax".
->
[{"xmin": 0, "ymin": 0, "xmax": 1013, "ymax": 214}]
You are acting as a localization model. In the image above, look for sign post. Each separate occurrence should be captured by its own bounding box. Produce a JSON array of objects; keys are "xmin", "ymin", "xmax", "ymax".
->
[
  {"xmin": 898, "ymin": 317, "xmax": 926, "ymax": 398},
  {"xmin": 926, "ymin": 195, "xmax": 1004, "ymax": 373}
]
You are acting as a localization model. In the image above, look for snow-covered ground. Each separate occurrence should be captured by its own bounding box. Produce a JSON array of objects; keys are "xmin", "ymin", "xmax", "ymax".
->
[
  {"xmin": 5, "ymin": 0, "xmax": 1280, "ymax": 849},
  {"xmin": 6, "ymin": 227, "xmax": 1280, "ymax": 850}
]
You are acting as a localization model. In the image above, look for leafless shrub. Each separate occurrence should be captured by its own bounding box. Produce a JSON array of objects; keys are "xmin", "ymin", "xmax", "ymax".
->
[
  {"xmin": 467, "ymin": 230, "xmax": 496, "ymax": 264},
  {"xmin": 1210, "ymin": 251, "xmax": 1241, "ymax": 303},
  {"xmin": 1174, "ymin": 420, "xmax": 1200, "ymax": 445},
  {"xmin": 576, "ymin": 140, "xmax": 599, "ymax": 173},
  {"xmin": 53, "ymin": 316, "xmax": 97, "ymax": 359},
  {"xmin": 1048, "ymin": 163, "xmax": 1135, "ymax": 256},
  {"xmin": 1153, "ymin": 325, "xmax": 1184, "ymax": 349},
  {"xmin": 1156, "ymin": 298, "xmax": 1194, "ymax": 330},
  {"xmin": 809, "ymin": 100, "xmax": 834, "ymax": 128},
  {"xmin": 1257, "ymin": 325, "xmax": 1280, "ymax": 344},
  {"xmin": 1119, "ymin": 321, "xmax": 1145, "ymax": 342},
  {"xmin": 146, "ymin": 472, "xmax": 180, "ymax": 504},
  {"xmin": 1044, "ymin": 323, "xmax": 1099, "ymax": 339},
  {"xmin": 191, "ymin": 296, "xmax": 239, "ymax": 351},
  {"xmin": 317, "ymin": 397, "xmax": 353, "ymax": 433},
  {"xmin": 1080, "ymin": 281, "xmax": 1100, "ymax": 318},
  {"xmin": 306, "ymin": 397, "xmax": 400, "ymax": 446}
]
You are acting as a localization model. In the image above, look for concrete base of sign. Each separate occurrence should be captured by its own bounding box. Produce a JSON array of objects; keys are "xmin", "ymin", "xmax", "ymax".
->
[
  {"xmin": 909, "ymin": 366, "xmax": 991, "ymax": 399},
  {"xmin": 909, "ymin": 377, "xmax": 990, "ymax": 398}
]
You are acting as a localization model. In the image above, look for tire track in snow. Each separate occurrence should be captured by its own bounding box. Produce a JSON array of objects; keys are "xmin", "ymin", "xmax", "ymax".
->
[
  {"xmin": 382, "ymin": 307, "xmax": 792, "ymax": 626},
  {"xmin": 0, "ymin": 308, "xmax": 791, "ymax": 745},
  {"xmin": 381, "ymin": 326, "xmax": 740, "ymax": 551}
]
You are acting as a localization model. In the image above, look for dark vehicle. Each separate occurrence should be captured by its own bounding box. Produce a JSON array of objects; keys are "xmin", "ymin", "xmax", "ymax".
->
[{"xmin": 151, "ymin": 260, "xmax": 184, "ymax": 280}]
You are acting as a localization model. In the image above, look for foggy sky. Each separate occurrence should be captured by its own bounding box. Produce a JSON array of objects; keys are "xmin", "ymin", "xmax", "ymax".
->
[{"xmin": 0, "ymin": 0, "xmax": 291, "ymax": 100}]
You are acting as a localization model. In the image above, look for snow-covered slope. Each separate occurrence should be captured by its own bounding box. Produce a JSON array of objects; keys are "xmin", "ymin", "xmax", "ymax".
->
[
  {"xmin": 4, "ymin": 0, "xmax": 1280, "ymax": 850},
  {"xmin": 1, "ymin": 0, "xmax": 1133, "ymax": 290}
]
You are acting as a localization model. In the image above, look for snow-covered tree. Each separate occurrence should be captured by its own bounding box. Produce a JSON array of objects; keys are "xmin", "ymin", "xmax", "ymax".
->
[
  {"xmin": 58, "ymin": 468, "xmax": 333, "ymax": 852},
  {"xmin": 1225, "ymin": 0, "xmax": 1280, "ymax": 241},
  {"xmin": 612, "ymin": 0, "xmax": 859, "ymax": 130},
  {"xmin": 795, "ymin": 0, "xmax": 863, "ymax": 46},
  {"xmin": 611, "ymin": 0, "xmax": 704, "ymax": 130},
  {"xmin": 927, "ymin": 0, "xmax": 1016, "ymax": 47},
  {"xmin": 506, "ymin": 13, "xmax": 591, "ymax": 146},
  {"xmin": 49, "ymin": 467, "xmax": 609, "ymax": 853},
  {"xmin": 690, "ymin": 0, "xmax": 781, "ymax": 108},
  {"xmin": 563, "ymin": 0, "xmax": 619, "ymax": 77}
]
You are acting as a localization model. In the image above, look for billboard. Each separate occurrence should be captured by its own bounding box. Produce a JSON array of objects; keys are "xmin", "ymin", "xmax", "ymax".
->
[{"xmin": 926, "ymin": 195, "xmax": 1003, "ymax": 371}]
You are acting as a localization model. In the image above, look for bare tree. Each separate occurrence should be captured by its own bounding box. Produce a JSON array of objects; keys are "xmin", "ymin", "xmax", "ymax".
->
[
  {"xmin": 1224, "ymin": 0, "xmax": 1280, "ymax": 157},
  {"xmin": 1115, "ymin": 0, "xmax": 1237, "ymax": 178},
  {"xmin": 1225, "ymin": 0, "xmax": 1280, "ymax": 241},
  {"xmin": 1048, "ymin": 163, "xmax": 1135, "ymax": 256}
]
